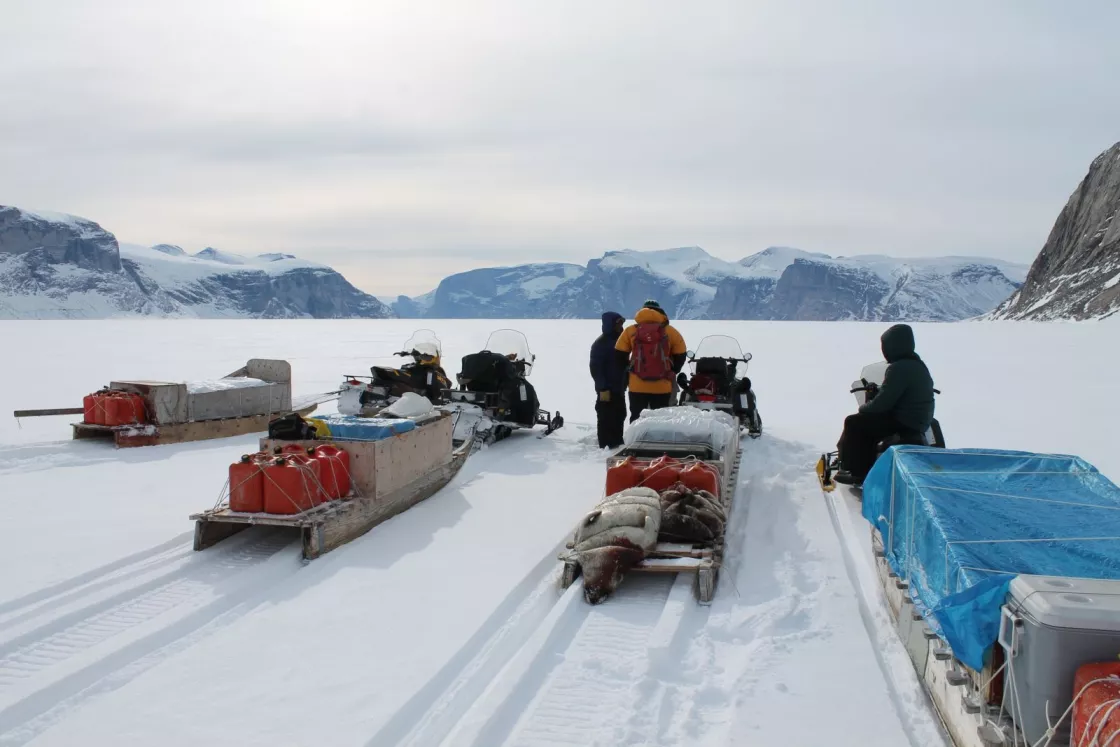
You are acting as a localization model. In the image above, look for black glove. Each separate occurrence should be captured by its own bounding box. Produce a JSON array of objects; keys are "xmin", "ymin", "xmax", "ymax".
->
[{"xmin": 676, "ymin": 372, "xmax": 689, "ymax": 390}]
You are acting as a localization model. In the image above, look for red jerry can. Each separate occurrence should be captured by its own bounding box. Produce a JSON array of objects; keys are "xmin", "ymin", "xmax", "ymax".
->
[{"xmin": 313, "ymin": 445, "xmax": 351, "ymax": 499}]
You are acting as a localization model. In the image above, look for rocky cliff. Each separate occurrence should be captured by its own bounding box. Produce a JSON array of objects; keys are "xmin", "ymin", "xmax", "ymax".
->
[{"xmin": 988, "ymin": 142, "xmax": 1120, "ymax": 320}]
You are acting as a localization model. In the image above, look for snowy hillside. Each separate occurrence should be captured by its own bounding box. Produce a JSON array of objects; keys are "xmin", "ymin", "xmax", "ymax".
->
[
  {"xmin": 394, "ymin": 246, "xmax": 1028, "ymax": 321},
  {"xmin": 0, "ymin": 318, "xmax": 1116, "ymax": 746},
  {"xmin": 0, "ymin": 206, "xmax": 393, "ymax": 319}
]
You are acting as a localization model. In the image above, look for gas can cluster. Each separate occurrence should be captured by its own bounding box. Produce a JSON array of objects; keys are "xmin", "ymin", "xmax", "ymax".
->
[
  {"xmin": 228, "ymin": 444, "xmax": 352, "ymax": 515},
  {"xmin": 83, "ymin": 390, "xmax": 149, "ymax": 427},
  {"xmin": 605, "ymin": 455, "xmax": 721, "ymax": 497}
]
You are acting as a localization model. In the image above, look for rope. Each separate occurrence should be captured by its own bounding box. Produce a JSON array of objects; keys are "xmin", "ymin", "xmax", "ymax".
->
[{"xmin": 920, "ymin": 485, "xmax": 1120, "ymax": 513}]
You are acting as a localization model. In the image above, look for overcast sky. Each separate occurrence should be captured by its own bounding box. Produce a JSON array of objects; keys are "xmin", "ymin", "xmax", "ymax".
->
[{"xmin": 2, "ymin": 0, "xmax": 1119, "ymax": 296}]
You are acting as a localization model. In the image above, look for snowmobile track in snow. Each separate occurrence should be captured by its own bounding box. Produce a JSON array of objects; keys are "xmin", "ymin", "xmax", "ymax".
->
[
  {"xmin": 0, "ymin": 528, "xmax": 300, "ymax": 746},
  {"xmin": 822, "ymin": 485, "xmax": 949, "ymax": 747}
]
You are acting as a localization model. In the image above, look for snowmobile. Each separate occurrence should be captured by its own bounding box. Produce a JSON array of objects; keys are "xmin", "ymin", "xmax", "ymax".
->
[
  {"xmin": 337, "ymin": 329, "xmax": 452, "ymax": 416},
  {"xmin": 441, "ymin": 329, "xmax": 563, "ymax": 444},
  {"xmin": 676, "ymin": 334, "xmax": 762, "ymax": 437},
  {"xmin": 816, "ymin": 360, "xmax": 945, "ymax": 492}
]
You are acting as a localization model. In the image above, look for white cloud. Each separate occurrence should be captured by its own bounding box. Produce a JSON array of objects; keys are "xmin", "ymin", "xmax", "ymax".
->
[{"xmin": 2, "ymin": 0, "xmax": 1119, "ymax": 295}]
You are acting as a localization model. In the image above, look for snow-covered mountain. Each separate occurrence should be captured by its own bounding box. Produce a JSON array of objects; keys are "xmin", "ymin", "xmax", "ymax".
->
[
  {"xmin": 988, "ymin": 141, "xmax": 1120, "ymax": 321},
  {"xmin": 393, "ymin": 245, "xmax": 1028, "ymax": 321},
  {"xmin": 0, "ymin": 206, "xmax": 393, "ymax": 319}
]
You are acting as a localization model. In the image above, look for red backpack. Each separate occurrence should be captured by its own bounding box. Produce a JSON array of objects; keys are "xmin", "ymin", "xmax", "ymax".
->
[{"xmin": 631, "ymin": 322, "xmax": 672, "ymax": 381}]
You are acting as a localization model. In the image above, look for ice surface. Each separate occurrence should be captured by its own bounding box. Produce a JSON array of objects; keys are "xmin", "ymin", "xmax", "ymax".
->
[{"xmin": 0, "ymin": 318, "xmax": 1116, "ymax": 746}]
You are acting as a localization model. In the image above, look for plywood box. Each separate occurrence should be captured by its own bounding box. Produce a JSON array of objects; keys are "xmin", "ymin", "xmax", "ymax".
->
[{"xmin": 259, "ymin": 412, "xmax": 453, "ymax": 500}]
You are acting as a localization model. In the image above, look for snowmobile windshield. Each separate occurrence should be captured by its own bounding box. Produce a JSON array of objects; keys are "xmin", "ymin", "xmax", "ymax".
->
[
  {"xmin": 858, "ymin": 361, "xmax": 888, "ymax": 386},
  {"xmin": 403, "ymin": 329, "xmax": 442, "ymax": 361},
  {"xmin": 692, "ymin": 335, "xmax": 751, "ymax": 363},
  {"xmin": 483, "ymin": 329, "xmax": 535, "ymax": 376}
]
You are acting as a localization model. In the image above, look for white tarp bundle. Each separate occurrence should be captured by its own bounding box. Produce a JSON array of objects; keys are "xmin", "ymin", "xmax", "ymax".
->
[
  {"xmin": 623, "ymin": 406, "xmax": 737, "ymax": 456},
  {"xmin": 381, "ymin": 392, "xmax": 435, "ymax": 419},
  {"xmin": 186, "ymin": 376, "xmax": 270, "ymax": 394}
]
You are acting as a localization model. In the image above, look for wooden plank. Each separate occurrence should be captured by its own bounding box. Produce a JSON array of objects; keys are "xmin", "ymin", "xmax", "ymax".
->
[
  {"xmin": 193, "ymin": 517, "xmax": 250, "ymax": 550},
  {"xmin": 651, "ymin": 542, "xmax": 705, "ymax": 555},
  {"xmin": 308, "ymin": 440, "xmax": 470, "ymax": 559},
  {"xmin": 635, "ymin": 557, "xmax": 706, "ymax": 572},
  {"xmin": 13, "ymin": 407, "xmax": 85, "ymax": 418}
]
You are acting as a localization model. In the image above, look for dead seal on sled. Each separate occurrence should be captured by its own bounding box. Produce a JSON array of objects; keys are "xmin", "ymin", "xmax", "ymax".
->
[{"xmin": 572, "ymin": 487, "xmax": 661, "ymax": 603}]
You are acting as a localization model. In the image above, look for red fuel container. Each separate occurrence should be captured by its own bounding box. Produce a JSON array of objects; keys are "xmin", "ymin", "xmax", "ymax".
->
[
  {"xmin": 1072, "ymin": 662, "xmax": 1120, "ymax": 747},
  {"xmin": 228, "ymin": 454, "xmax": 265, "ymax": 512},
  {"xmin": 83, "ymin": 393, "xmax": 99, "ymax": 424},
  {"xmin": 263, "ymin": 456, "xmax": 324, "ymax": 514},
  {"xmin": 605, "ymin": 456, "xmax": 645, "ymax": 496},
  {"xmin": 680, "ymin": 462, "xmax": 720, "ymax": 498},
  {"xmin": 313, "ymin": 445, "xmax": 351, "ymax": 499},
  {"xmin": 642, "ymin": 455, "xmax": 681, "ymax": 492}
]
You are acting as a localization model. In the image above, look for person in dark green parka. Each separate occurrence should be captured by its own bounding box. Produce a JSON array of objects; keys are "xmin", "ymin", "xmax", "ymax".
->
[{"xmin": 834, "ymin": 324, "xmax": 935, "ymax": 485}]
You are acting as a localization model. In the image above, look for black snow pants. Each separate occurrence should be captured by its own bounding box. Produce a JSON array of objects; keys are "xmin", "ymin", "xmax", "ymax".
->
[
  {"xmin": 595, "ymin": 394, "xmax": 627, "ymax": 449},
  {"xmin": 837, "ymin": 412, "xmax": 901, "ymax": 481},
  {"xmin": 628, "ymin": 392, "xmax": 672, "ymax": 423}
]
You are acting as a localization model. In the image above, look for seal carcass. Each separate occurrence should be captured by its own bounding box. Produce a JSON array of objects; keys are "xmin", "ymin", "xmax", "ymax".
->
[{"xmin": 572, "ymin": 487, "xmax": 661, "ymax": 604}]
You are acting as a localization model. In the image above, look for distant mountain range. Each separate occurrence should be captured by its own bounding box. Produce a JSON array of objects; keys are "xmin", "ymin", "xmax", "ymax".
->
[
  {"xmin": 987, "ymin": 140, "xmax": 1120, "ymax": 321},
  {"xmin": 0, "ymin": 203, "xmax": 1033, "ymax": 322},
  {"xmin": 389, "ymin": 246, "xmax": 1028, "ymax": 321},
  {"xmin": 0, "ymin": 206, "xmax": 393, "ymax": 319}
]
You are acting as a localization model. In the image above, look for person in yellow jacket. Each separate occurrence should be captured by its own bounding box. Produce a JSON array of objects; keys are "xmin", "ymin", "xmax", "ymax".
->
[{"xmin": 614, "ymin": 300, "xmax": 688, "ymax": 422}]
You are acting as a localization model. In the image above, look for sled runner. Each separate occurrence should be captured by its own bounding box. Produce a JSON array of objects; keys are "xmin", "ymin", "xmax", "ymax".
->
[
  {"xmin": 560, "ymin": 407, "xmax": 741, "ymax": 605},
  {"xmin": 676, "ymin": 335, "xmax": 762, "ymax": 437},
  {"xmin": 817, "ymin": 364, "xmax": 1120, "ymax": 747},
  {"xmin": 190, "ymin": 411, "xmax": 470, "ymax": 561},
  {"xmin": 64, "ymin": 359, "xmax": 318, "ymax": 448},
  {"xmin": 442, "ymin": 329, "xmax": 563, "ymax": 445}
]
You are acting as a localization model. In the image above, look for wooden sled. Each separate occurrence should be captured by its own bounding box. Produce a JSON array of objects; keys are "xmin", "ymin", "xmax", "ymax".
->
[
  {"xmin": 72, "ymin": 402, "xmax": 318, "ymax": 448},
  {"xmin": 561, "ymin": 434, "xmax": 742, "ymax": 604},
  {"xmin": 190, "ymin": 412, "xmax": 469, "ymax": 561}
]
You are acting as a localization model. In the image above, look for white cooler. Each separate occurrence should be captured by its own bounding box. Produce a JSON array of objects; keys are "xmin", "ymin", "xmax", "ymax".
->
[{"xmin": 998, "ymin": 574, "xmax": 1120, "ymax": 746}]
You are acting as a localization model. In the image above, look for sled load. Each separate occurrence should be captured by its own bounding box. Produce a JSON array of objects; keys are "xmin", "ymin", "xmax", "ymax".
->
[
  {"xmin": 190, "ymin": 405, "xmax": 470, "ymax": 561},
  {"xmin": 13, "ymin": 359, "xmax": 317, "ymax": 448},
  {"xmin": 816, "ymin": 365, "xmax": 1120, "ymax": 747},
  {"xmin": 560, "ymin": 407, "xmax": 741, "ymax": 604},
  {"xmin": 677, "ymin": 335, "xmax": 762, "ymax": 437},
  {"xmin": 443, "ymin": 329, "xmax": 563, "ymax": 444},
  {"xmin": 337, "ymin": 329, "xmax": 452, "ymax": 416}
]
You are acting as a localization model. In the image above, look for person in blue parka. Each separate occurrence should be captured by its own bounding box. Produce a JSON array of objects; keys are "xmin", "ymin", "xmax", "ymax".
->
[{"xmin": 589, "ymin": 311, "xmax": 628, "ymax": 448}]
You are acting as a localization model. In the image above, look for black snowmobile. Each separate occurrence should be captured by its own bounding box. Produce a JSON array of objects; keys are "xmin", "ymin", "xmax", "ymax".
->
[
  {"xmin": 338, "ymin": 329, "xmax": 452, "ymax": 415},
  {"xmin": 676, "ymin": 334, "xmax": 762, "ymax": 437},
  {"xmin": 816, "ymin": 361, "xmax": 945, "ymax": 492},
  {"xmin": 444, "ymin": 329, "xmax": 563, "ymax": 444}
]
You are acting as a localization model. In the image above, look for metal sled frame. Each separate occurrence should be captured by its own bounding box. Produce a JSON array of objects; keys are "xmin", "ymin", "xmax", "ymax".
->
[
  {"xmin": 560, "ymin": 436, "xmax": 741, "ymax": 604},
  {"xmin": 190, "ymin": 413, "xmax": 470, "ymax": 561}
]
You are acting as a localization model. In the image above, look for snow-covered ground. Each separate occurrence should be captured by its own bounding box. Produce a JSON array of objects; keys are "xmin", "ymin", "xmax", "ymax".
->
[{"xmin": 0, "ymin": 318, "xmax": 1116, "ymax": 747}]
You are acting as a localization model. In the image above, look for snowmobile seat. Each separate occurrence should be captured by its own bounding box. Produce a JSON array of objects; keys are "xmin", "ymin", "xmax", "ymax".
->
[
  {"xmin": 694, "ymin": 357, "xmax": 733, "ymax": 385},
  {"xmin": 459, "ymin": 351, "xmax": 516, "ymax": 393},
  {"xmin": 875, "ymin": 418, "xmax": 945, "ymax": 453}
]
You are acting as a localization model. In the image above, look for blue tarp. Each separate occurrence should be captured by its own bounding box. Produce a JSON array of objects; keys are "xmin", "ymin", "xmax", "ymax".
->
[
  {"xmin": 315, "ymin": 414, "xmax": 415, "ymax": 441},
  {"xmin": 861, "ymin": 447, "xmax": 1120, "ymax": 671}
]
